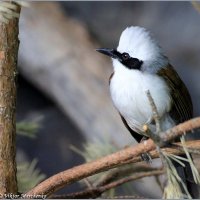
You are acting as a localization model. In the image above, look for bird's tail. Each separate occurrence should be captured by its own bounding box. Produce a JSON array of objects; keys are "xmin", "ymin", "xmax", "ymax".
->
[{"xmin": 173, "ymin": 155, "xmax": 199, "ymax": 198}]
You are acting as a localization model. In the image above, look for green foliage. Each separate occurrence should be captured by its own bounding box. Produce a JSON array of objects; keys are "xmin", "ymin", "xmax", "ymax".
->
[
  {"xmin": 163, "ymin": 153, "xmax": 189, "ymax": 199},
  {"xmin": 16, "ymin": 120, "xmax": 45, "ymax": 192},
  {"xmin": 17, "ymin": 159, "xmax": 46, "ymax": 193},
  {"xmin": 180, "ymin": 136, "xmax": 200, "ymax": 184},
  {"xmin": 16, "ymin": 122, "xmax": 39, "ymax": 139},
  {"xmin": 70, "ymin": 137, "xmax": 118, "ymax": 185},
  {"xmin": 70, "ymin": 137, "xmax": 139, "ymax": 197},
  {"xmin": 0, "ymin": 1, "xmax": 28, "ymax": 23},
  {"xmin": 70, "ymin": 136, "xmax": 119, "ymax": 162},
  {"xmin": 163, "ymin": 136, "xmax": 200, "ymax": 199}
]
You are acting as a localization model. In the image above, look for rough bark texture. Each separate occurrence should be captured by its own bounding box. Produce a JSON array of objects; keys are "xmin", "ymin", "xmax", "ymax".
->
[{"xmin": 0, "ymin": 5, "xmax": 20, "ymax": 194}]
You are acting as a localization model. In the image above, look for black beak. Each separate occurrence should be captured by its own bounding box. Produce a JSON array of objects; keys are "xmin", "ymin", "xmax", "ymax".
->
[{"xmin": 96, "ymin": 48, "xmax": 121, "ymax": 60}]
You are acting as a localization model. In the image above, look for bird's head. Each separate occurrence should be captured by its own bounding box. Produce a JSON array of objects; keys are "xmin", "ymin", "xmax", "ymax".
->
[{"xmin": 96, "ymin": 26, "xmax": 168, "ymax": 73}]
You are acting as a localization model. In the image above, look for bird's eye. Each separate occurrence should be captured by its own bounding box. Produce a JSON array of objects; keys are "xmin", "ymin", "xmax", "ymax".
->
[{"xmin": 122, "ymin": 53, "xmax": 130, "ymax": 60}]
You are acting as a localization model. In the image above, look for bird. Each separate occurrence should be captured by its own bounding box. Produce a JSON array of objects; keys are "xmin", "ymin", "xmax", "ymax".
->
[{"xmin": 96, "ymin": 26, "xmax": 198, "ymax": 198}]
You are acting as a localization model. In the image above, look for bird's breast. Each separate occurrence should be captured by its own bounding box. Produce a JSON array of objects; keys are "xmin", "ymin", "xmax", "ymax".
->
[{"xmin": 110, "ymin": 69, "xmax": 171, "ymax": 128}]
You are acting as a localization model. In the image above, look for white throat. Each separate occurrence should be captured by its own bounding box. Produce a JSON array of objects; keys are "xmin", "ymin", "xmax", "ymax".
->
[{"xmin": 110, "ymin": 61, "xmax": 173, "ymax": 133}]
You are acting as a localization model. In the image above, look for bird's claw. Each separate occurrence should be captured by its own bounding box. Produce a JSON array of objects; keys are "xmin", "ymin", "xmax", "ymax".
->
[{"xmin": 141, "ymin": 152, "xmax": 152, "ymax": 163}]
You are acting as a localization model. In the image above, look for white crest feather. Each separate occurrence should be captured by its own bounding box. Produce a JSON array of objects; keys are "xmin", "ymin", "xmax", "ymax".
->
[{"xmin": 116, "ymin": 26, "xmax": 168, "ymax": 72}]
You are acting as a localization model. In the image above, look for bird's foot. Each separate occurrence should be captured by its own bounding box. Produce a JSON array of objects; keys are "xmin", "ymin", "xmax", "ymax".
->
[
  {"xmin": 139, "ymin": 136, "xmax": 152, "ymax": 163},
  {"xmin": 141, "ymin": 152, "xmax": 152, "ymax": 163}
]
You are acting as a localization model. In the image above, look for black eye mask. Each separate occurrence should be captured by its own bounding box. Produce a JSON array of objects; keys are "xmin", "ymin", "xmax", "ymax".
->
[
  {"xmin": 96, "ymin": 48, "xmax": 143, "ymax": 70},
  {"xmin": 120, "ymin": 56, "xmax": 143, "ymax": 70},
  {"xmin": 119, "ymin": 52, "xmax": 143, "ymax": 70}
]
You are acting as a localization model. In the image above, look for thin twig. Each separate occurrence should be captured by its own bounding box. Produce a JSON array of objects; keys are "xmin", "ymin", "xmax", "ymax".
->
[
  {"xmin": 155, "ymin": 175, "xmax": 164, "ymax": 192},
  {"xmin": 51, "ymin": 169, "xmax": 164, "ymax": 199},
  {"xmin": 169, "ymin": 143, "xmax": 200, "ymax": 155},
  {"xmin": 100, "ymin": 169, "xmax": 164, "ymax": 192},
  {"xmin": 162, "ymin": 118, "xmax": 200, "ymax": 142},
  {"xmin": 146, "ymin": 90, "xmax": 161, "ymax": 134},
  {"xmin": 83, "ymin": 178, "xmax": 94, "ymax": 190},
  {"xmin": 96, "ymin": 164, "xmax": 157, "ymax": 187},
  {"xmin": 145, "ymin": 90, "xmax": 193, "ymax": 198},
  {"xmin": 145, "ymin": 90, "xmax": 168, "ymax": 175},
  {"xmin": 25, "ymin": 118, "xmax": 200, "ymax": 197},
  {"xmin": 105, "ymin": 195, "xmax": 144, "ymax": 199}
]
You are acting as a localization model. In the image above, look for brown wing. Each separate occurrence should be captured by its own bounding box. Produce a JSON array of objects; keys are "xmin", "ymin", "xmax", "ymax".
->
[
  {"xmin": 109, "ymin": 72, "xmax": 114, "ymax": 85},
  {"xmin": 120, "ymin": 114, "xmax": 144, "ymax": 143},
  {"xmin": 157, "ymin": 64, "xmax": 193, "ymax": 124}
]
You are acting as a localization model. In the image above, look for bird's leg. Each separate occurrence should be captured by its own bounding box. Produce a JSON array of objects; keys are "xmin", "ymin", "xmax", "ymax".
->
[{"xmin": 140, "ymin": 136, "xmax": 152, "ymax": 163}]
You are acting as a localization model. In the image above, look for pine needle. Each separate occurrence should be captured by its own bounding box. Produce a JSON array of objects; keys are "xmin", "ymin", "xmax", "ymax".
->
[
  {"xmin": 166, "ymin": 154, "xmax": 187, "ymax": 167},
  {"xmin": 0, "ymin": 1, "xmax": 28, "ymax": 24},
  {"xmin": 70, "ymin": 136, "xmax": 119, "ymax": 163},
  {"xmin": 16, "ymin": 122, "xmax": 39, "ymax": 138},
  {"xmin": 70, "ymin": 137, "xmax": 138, "ymax": 196},
  {"xmin": 17, "ymin": 159, "xmax": 46, "ymax": 193},
  {"xmin": 180, "ymin": 136, "xmax": 200, "ymax": 184},
  {"xmin": 163, "ymin": 152, "xmax": 191, "ymax": 199}
]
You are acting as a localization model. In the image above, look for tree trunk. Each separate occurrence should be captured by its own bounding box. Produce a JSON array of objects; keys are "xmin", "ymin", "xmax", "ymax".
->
[{"xmin": 0, "ymin": 3, "xmax": 20, "ymax": 194}]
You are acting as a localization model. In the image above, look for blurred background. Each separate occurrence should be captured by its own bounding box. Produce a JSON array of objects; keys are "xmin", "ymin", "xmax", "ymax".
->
[{"xmin": 16, "ymin": 1, "xmax": 200, "ymax": 198}]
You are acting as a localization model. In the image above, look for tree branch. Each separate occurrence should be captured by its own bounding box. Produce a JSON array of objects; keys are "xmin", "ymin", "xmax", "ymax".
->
[
  {"xmin": 146, "ymin": 90, "xmax": 161, "ymax": 134},
  {"xmin": 95, "ymin": 164, "xmax": 156, "ymax": 187},
  {"xmin": 25, "ymin": 117, "xmax": 200, "ymax": 197},
  {"xmin": 145, "ymin": 90, "xmax": 169, "ymax": 190},
  {"xmin": 51, "ymin": 169, "xmax": 164, "ymax": 199}
]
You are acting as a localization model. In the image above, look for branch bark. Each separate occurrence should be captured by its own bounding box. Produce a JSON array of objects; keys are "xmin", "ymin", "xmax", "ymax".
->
[
  {"xmin": 0, "ymin": 3, "xmax": 20, "ymax": 194},
  {"xmin": 25, "ymin": 117, "xmax": 200, "ymax": 197},
  {"xmin": 51, "ymin": 169, "xmax": 164, "ymax": 199}
]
